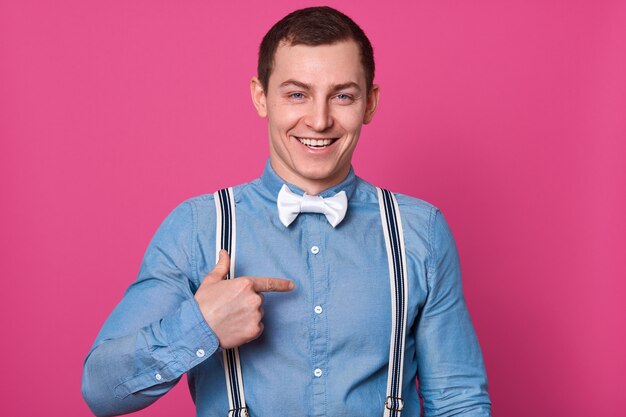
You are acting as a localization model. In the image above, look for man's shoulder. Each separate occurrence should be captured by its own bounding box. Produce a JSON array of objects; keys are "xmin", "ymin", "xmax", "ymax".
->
[
  {"xmin": 168, "ymin": 179, "xmax": 259, "ymax": 218},
  {"xmin": 175, "ymin": 192, "xmax": 215, "ymax": 214},
  {"xmin": 393, "ymin": 191, "xmax": 438, "ymax": 216},
  {"xmin": 385, "ymin": 190, "xmax": 438, "ymax": 233}
]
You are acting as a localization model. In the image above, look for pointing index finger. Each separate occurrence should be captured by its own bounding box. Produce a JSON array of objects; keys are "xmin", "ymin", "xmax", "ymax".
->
[{"xmin": 251, "ymin": 277, "xmax": 295, "ymax": 293}]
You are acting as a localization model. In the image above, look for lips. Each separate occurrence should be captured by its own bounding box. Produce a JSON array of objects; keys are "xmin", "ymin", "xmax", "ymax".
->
[{"xmin": 295, "ymin": 137, "xmax": 338, "ymax": 149}]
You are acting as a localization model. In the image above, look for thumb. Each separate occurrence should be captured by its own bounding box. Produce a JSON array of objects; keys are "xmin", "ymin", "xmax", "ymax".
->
[{"xmin": 203, "ymin": 250, "xmax": 230, "ymax": 283}]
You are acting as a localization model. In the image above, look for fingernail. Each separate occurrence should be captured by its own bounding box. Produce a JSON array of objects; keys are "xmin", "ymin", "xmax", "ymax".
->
[{"xmin": 289, "ymin": 282, "xmax": 295, "ymax": 290}]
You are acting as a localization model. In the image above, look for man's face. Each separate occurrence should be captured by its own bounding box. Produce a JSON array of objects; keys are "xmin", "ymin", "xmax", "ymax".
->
[{"xmin": 251, "ymin": 40, "xmax": 379, "ymax": 194}]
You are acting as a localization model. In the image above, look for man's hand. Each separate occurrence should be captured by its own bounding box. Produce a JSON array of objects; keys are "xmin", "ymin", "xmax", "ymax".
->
[{"xmin": 194, "ymin": 250, "xmax": 294, "ymax": 349}]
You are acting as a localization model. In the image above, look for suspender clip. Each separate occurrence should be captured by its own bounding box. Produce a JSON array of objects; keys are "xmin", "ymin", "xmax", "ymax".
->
[
  {"xmin": 227, "ymin": 406, "xmax": 249, "ymax": 417},
  {"xmin": 385, "ymin": 396, "xmax": 404, "ymax": 412}
]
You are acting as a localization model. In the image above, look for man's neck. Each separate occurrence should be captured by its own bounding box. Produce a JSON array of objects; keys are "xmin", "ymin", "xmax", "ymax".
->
[{"xmin": 269, "ymin": 160, "xmax": 350, "ymax": 196}]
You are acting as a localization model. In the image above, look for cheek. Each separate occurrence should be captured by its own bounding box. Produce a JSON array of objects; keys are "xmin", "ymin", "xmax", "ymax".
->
[
  {"xmin": 335, "ymin": 105, "xmax": 366, "ymax": 130},
  {"xmin": 268, "ymin": 107, "xmax": 302, "ymax": 132}
]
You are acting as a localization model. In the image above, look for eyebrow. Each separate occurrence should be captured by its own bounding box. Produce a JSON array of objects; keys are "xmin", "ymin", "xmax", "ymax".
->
[
  {"xmin": 279, "ymin": 80, "xmax": 311, "ymax": 90},
  {"xmin": 279, "ymin": 80, "xmax": 361, "ymax": 92}
]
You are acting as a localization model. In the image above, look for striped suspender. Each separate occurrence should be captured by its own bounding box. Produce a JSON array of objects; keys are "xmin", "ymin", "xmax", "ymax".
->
[
  {"xmin": 214, "ymin": 188, "xmax": 249, "ymax": 417},
  {"xmin": 214, "ymin": 186, "xmax": 407, "ymax": 416},
  {"xmin": 378, "ymin": 188, "xmax": 409, "ymax": 417}
]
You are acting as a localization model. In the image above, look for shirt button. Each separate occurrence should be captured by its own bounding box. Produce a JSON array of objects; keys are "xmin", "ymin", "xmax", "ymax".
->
[
  {"xmin": 196, "ymin": 349, "xmax": 205, "ymax": 358},
  {"xmin": 314, "ymin": 368, "xmax": 323, "ymax": 377},
  {"xmin": 314, "ymin": 306, "xmax": 323, "ymax": 314},
  {"xmin": 155, "ymin": 373, "xmax": 162, "ymax": 381},
  {"xmin": 311, "ymin": 246, "xmax": 320, "ymax": 254}
]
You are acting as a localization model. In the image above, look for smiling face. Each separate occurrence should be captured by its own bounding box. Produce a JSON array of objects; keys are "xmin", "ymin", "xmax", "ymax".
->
[{"xmin": 251, "ymin": 40, "xmax": 379, "ymax": 195}]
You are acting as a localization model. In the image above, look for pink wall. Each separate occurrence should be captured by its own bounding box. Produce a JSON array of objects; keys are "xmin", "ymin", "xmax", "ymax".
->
[{"xmin": 2, "ymin": 1, "xmax": 625, "ymax": 416}]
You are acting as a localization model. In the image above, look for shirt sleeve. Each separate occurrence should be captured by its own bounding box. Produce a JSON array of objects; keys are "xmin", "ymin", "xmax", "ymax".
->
[
  {"xmin": 81, "ymin": 200, "xmax": 220, "ymax": 417},
  {"xmin": 415, "ymin": 208, "xmax": 492, "ymax": 417}
]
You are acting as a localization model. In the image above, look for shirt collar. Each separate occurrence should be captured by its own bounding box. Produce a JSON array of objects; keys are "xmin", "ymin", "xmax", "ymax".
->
[{"xmin": 259, "ymin": 159, "xmax": 358, "ymax": 201}]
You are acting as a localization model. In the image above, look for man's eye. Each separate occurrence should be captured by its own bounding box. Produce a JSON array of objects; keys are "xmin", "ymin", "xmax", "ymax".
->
[
  {"xmin": 289, "ymin": 92, "xmax": 305, "ymax": 100},
  {"xmin": 336, "ymin": 94, "xmax": 353, "ymax": 102}
]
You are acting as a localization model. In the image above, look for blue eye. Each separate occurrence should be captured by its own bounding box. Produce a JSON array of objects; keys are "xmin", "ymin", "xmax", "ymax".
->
[
  {"xmin": 335, "ymin": 93, "xmax": 354, "ymax": 103},
  {"xmin": 290, "ymin": 92, "xmax": 305, "ymax": 100}
]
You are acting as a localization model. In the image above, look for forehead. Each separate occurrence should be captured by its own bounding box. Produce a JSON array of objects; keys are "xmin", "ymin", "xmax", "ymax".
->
[{"xmin": 269, "ymin": 40, "xmax": 366, "ymax": 88}]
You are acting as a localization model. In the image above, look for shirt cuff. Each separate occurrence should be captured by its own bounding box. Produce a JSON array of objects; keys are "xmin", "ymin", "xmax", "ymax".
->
[
  {"xmin": 163, "ymin": 297, "xmax": 220, "ymax": 367},
  {"xmin": 113, "ymin": 298, "xmax": 219, "ymax": 398}
]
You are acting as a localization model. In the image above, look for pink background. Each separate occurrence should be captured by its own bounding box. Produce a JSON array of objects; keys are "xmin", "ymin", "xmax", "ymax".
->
[{"xmin": 1, "ymin": 0, "xmax": 625, "ymax": 416}]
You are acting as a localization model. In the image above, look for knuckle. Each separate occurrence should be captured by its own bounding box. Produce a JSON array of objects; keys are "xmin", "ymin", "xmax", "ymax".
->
[
  {"xmin": 253, "ymin": 294, "xmax": 263, "ymax": 307},
  {"xmin": 239, "ymin": 277, "xmax": 253, "ymax": 289},
  {"xmin": 248, "ymin": 322, "xmax": 263, "ymax": 338},
  {"xmin": 253, "ymin": 311, "xmax": 263, "ymax": 322}
]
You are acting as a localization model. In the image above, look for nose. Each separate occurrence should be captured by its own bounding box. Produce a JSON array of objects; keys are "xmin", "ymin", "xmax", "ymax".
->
[{"xmin": 305, "ymin": 99, "xmax": 333, "ymax": 132}]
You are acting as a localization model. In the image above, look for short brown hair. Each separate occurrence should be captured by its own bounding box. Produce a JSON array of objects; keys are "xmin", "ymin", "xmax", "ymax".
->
[{"xmin": 257, "ymin": 6, "xmax": 375, "ymax": 93}]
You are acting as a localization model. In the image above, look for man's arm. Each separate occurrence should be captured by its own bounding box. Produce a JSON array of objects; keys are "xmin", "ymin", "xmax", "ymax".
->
[
  {"xmin": 81, "ymin": 201, "xmax": 218, "ymax": 416},
  {"xmin": 415, "ymin": 208, "xmax": 491, "ymax": 417},
  {"xmin": 81, "ymin": 200, "xmax": 294, "ymax": 417}
]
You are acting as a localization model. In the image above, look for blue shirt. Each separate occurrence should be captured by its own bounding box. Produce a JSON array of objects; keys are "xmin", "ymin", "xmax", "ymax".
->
[{"xmin": 82, "ymin": 161, "xmax": 491, "ymax": 416}]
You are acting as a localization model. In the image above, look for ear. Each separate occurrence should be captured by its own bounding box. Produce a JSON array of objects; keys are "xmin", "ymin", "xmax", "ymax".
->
[
  {"xmin": 363, "ymin": 84, "xmax": 380, "ymax": 125},
  {"xmin": 250, "ymin": 77, "xmax": 268, "ymax": 118}
]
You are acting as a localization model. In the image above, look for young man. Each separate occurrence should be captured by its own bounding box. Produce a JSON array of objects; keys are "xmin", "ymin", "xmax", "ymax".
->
[{"xmin": 82, "ymin": 7, "xmax": 491, "ymax": 416}]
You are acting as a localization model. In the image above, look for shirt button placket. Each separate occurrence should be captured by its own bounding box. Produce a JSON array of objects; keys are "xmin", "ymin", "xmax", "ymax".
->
[{"xmin": 307, "ymin": 218, "xmax": 327, "ymax": 417}]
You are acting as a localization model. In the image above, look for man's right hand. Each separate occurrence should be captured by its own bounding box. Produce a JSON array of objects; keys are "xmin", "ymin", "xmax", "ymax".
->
[{"xmin": 194, "ymin": 250, "xmax": 295, "ymax": 349}]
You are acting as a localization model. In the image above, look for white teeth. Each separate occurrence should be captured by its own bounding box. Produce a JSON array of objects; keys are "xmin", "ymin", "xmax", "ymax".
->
[{"xmin": 297, "ymin": 137, "xmax": 334, "ymax": 147}]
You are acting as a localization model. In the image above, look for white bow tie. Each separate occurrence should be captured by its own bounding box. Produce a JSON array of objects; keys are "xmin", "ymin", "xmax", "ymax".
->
[{"xmin": 277, "ymin": 184, "xmax": 348, "ymax": 228}]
